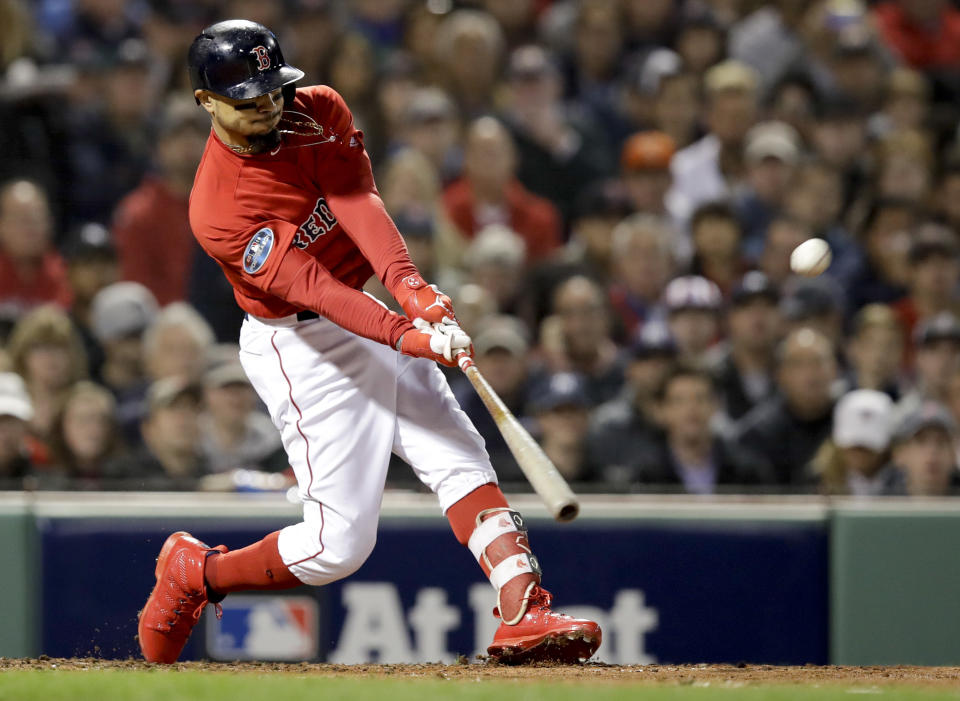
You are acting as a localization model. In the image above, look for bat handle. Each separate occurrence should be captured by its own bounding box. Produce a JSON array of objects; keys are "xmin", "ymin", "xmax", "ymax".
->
[{"xmin": 455, "ymin": 349, "xmax": 475, "ymax": 371}]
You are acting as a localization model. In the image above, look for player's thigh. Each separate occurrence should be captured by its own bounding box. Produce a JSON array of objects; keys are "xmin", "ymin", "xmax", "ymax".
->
[{"xmin": 393, "ymin": 355, "xmax": 496, "ymax": 511}]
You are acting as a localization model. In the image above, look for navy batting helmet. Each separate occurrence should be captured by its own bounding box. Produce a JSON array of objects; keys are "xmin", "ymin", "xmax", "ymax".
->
[{"xmin": 188, "ymin": 20, "xmax": 304, "ymax": 105}]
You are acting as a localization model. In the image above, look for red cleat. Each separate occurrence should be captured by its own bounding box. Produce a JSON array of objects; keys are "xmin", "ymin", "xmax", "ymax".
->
[
  {"xmin": 137, "ymin": 531, "xmax": 228, "ymax": 664},
  {"xmin": 487, "ymin": 586, "xmax": 601, "ymax": 664}
]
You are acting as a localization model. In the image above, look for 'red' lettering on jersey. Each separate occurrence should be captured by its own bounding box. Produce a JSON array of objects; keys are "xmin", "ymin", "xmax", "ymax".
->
[{"xmin": 189, "ymin": 85, "xmax": 418, "ymax": 348}]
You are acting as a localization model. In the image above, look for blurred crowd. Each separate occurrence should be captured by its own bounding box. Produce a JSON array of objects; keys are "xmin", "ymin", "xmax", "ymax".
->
[{"xmin": 3, "ymin": 0, "xmax": 960, "ymax": 496}]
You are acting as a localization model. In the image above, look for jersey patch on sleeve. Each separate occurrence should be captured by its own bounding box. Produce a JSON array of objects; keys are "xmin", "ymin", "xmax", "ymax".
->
[{"xmin": 243, "ymin": 227, "xmax": 275, "ymax": 274}]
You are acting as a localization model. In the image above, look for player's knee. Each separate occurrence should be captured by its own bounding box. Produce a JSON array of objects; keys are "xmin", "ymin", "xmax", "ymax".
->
[{"xmin": 290, "ymin": 530, "xmax": 377, "ymax": 586}]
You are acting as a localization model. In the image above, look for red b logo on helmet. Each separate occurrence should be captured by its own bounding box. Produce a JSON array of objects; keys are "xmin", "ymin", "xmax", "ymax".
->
[{"xmin": 251, "ymin": 46, "xmax": 271, "ymax": 71}]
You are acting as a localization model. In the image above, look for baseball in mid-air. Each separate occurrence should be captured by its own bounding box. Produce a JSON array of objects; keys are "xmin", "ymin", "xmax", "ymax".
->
[{"xmin": 790, "ymin": 238, "xmax": 832, "ymax": 277}]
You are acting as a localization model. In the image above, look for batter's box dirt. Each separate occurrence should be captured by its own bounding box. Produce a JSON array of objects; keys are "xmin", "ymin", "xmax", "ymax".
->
[{"xmin": 2, "ymin": 658, "xmax": 960, "ymax": 688}]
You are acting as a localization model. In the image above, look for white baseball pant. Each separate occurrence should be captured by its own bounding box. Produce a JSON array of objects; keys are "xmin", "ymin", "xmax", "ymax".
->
[{"xmin": 238, "ymin": 310, "xmax": 497, "ymax": 586}]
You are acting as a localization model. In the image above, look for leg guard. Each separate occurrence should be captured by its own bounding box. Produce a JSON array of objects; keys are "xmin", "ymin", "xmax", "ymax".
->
[{"xmin": 468, "ymin": 507, "xmax": 542, "ymax": 625}]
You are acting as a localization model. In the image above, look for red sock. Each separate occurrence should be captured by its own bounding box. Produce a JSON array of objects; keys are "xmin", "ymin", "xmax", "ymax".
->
[
  {"xmin": 205, "ymin": 531, "xmax": 301, "ymax": 595},
  {"xmin": 447, "ymin": 482, "xmax": 509, "ymax": 544},
  {"xmin": 447, "ymin": 482, "xmax": 538, "ymax": 624}
]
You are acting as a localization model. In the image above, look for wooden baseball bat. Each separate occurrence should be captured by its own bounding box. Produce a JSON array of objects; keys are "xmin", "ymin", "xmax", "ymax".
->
[{"xmin": 456, "ymin": 352, "xmax": 580, "ymax": 522}]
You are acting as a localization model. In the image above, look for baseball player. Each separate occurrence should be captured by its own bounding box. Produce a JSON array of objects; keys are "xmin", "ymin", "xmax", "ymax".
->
[{"xmin": 137, "ymin": 20, "xmax": 600, "ymax": 665}]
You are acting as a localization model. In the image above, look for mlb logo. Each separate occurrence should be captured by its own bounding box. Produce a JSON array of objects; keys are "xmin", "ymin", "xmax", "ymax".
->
[{"xmin": 206, "ymin": 595, "xmax": 318, "ymax": 661}]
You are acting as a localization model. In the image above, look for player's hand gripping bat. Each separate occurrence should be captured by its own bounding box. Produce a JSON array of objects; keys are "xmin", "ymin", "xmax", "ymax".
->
[{"xmin": 455, "ymin": 352, "xmax": 580, "ymax": 522}]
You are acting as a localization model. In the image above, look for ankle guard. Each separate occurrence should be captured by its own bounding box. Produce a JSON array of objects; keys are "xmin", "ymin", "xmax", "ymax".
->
[{"xmin": 468, "ymin": 508, "xmax": 542, "ymax": 624}]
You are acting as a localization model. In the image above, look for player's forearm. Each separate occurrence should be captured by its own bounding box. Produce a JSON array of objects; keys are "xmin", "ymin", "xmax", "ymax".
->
[{"xmin": 273, "ymin": 256, "xmax": 414, "ymax": 348}]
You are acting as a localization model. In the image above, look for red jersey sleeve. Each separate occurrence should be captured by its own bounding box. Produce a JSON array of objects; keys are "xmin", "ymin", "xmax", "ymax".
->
[
  {"xmin": 200, "ymin": 217, "xmax": 414, "ymax": 348},
  {"xmin": 305, "ymin": 87, "xmax": 420, "ymax": 298}
]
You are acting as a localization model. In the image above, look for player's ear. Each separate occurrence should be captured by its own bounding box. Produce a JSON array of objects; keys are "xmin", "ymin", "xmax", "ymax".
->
[{"xmin": 195, "ymin": 90, "xmax": 215, "ymax": 115}]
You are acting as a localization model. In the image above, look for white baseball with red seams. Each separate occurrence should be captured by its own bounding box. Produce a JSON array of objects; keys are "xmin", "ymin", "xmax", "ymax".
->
[{"xmin": 238, "ymin": 307, "xmax": 497, "ymax": 585}]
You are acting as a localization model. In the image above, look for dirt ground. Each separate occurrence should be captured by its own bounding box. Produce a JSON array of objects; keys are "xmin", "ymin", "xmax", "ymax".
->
[{"xmin": 2, "ymin": 658, "xmax": 960, "ymax": 688}]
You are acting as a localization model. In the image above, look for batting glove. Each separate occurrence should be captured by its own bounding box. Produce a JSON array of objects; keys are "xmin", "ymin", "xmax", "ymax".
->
[
  {"xmin": 398, "ymin": 275, "xmax": 459, "ymax": 325},
  {"xmin": 397, "ymin": 318, "xmax": 472, "ymax": 367}
]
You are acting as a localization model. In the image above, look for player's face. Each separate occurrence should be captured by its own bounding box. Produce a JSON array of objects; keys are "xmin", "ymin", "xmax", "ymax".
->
[{"xmin": 197, "ymin": 88, "xmax": 284, "ymax": 139}]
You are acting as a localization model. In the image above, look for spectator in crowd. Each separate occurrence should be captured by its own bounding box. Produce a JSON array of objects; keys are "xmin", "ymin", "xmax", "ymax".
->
[
  {"xmin": 892, "ymin": 224, "xmax": 960, "ymax": 342},
  {"xmin": 569, "ymin": 0, "xmax": 626, "ymax": 137},
  {"xmin": 759, "ymin": 215, "xmax": 814, "ymax": 287},
  {"xmin": 875, "ymin": 130, "xmax": 935, "ymax": 209},
  {"xmin": 89, "ymin": 281, "xmax": 158, "ymax": 443},
  {"xmin": 530, "ymin": 372, "xmax": 592, "ymax": 483},
  {"xmin": 62, "ymin": 223, "xmax": 119, "ymax": 379},
  {"xmin": 0, "ymin": 180, "xmax": 72, "ymax": 332},
  {"xmin": 709, "ymin": 271, "xmax": 781, "ymax": 423},
  {"xmin": 935, "ymin": 160, "xmax": 960, "ymax": 235},
  {"xmin": 848, "ymin": 197, "xmax": 918, "ymax": 309},
  {"xmin": 607, "ymin": 213, "xmax": 674, "ymax": 341},
  {"xmin": 619, "ymin": 131, "xmax": 675, "ymax": 230},
  {"xmin": 111, "ymin": 96, "xmax": 208, "ymax": 306},
  {"xmin": 871, "ymin": 67, "xmax": 931, "ymax": 138},
  {"xmin": 890, "ymin": 401, "xmax": 960, "ymax": 496},
  {"xmin": 810, "ymin": 99, "xmax": 869, "ymax": 207},
  {"xmin": 780, "ymin": 276, "xmax": 847, "ymax": 349},
  {"xmin": 451, "ymin": 316, "xmax": 533, "ymax": 482},
  {"xmin": 872, "ymin": 0, "xmax": 960, "ymax": 72},
  {"xmin": 105, "ymin": 376, "xmax": 209, "ymax": 490},
  {"xmin": 673, "ymin": 14, "xmax": 726, "ymax": 76},
  {"xmin": 462, "ymin": 225, "xmax": 526, "ymax": 317},
  {"xmin": 586, "ymin": 321, "xmax": 675, "ymax": 488},
  {"xmin": 735, "ymin": 327, "xmax": 838, "ymax": 485},
  {"xmin": 48, "ymin": 380, "xmax": 125, "ymax": 489},
  {"xmin": 737, "ymin": 121, "xmax": 802, "ymax": 257},
  {"xmin": 6, "ymin": 305, "xmax": 88, "ymax": 445},
  {"xmin": 198, "ymin": 359, "xmax": 286, "ymax": 474},
  {"xmin": 143, "ymin": 302, "xmax": 216, "ymax": 384},
  {"xmin": 396, "ymin": 87, "xmax": 462, "ymax": 184},
  {"xmin": 434, "ymin": 9, "xmax": 505, "ymax": 118},
  {"xmin": 541, "ymin": 275, "xmax": 624, "ymax": 406},
  {"xmin": 662, "ymin": 275, "xmax": 723, "ymax": 364},
  {"xmin": 689, "ymin": 201, "xmax": 746, "ymax": 297},
  {"xmin": 627, "ymin": 364, "xmax": 773, "ymax": 494},
  {"xmin": 0, "ymin": 372, "xmax": 36, "ymax": 489},
  {"xmin": 501, "ymin": 45, "xmax": 614, "ymax": 224},
  {"xmin": 898, "ymin": 312, "xmax": 960, "ymax": 419},
  {"xmin": 443, "ymin": 116, "xmax": 562, "ymax": 262},
  {"xmin": 667, "ymin": 60, "xmax": 760, "ymax": 229},
  {"xmin": 846, "ymin": 304, "xmax": 905, "ymax": 399},
  {"xmin": 807, "ymin": 389, "xmax": 904, "ymax": 496}
]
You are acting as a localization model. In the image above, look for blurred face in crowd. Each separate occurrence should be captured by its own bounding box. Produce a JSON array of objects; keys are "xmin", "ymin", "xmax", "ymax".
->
[
  {"xmin": 937, "ymin": 173, "xmax": 960, "ymax": 230},
  {"xmin": 911, "ymin": 252, "xmax": 960, "ymax": 302},
  {"xmin": 748, "ymin": 156, "xmax": 795, "ymax": 205},
  {"xmin": 761, "ymin": 218, "xmax": 811, "ymax": 285},
  {"xmin": 404, "ymin": 113, "xmax": 461, "ymax": 173},
  {"xmin": 476, "ymin": 348, "xmax": 527, "ymax": 400},
  {"xmin": 770, "ymin": 82, "xmax": 815, "ymax": 139},
  {"xmin": 729, "ymin": 297, "xmax": 781, "ymax": 354},
  {"xmin": 471, "ymin": 259, "xmax": 523, "ymax": 311},
  {"xmin": 68, "ymin": 256, "xmax": 119, "ymax": 315},
  {"xmin": 105, "ymin": 63, "xmax": 153, "ymax": 127},
  {"xmin": 659, "ymin": 374, "xmax": 717, "ymax": 444},
  {"xmin": 157, "ymin": 124, "xmax": 210, "ymax": 190},
  {"xmin": 626, "ymin": 354, "xmax": 674, "ymax": 409},
  {"xmin": 915, "ymin": 339, "xmax": 960, "ymax": 399},
  {"xmin": 622, "ymin": 0, "xmax": 674, "ymax": 35},
  {"xmin": 329, "ymin": 35, "xmax": 376, "ymax": 103},
  {"xmin": 654, "ymin": 74, "xmax": 700, "ymax": 146},
  {"xmin": 864, "ymin": 205, "xmax": 914, "ymax": 285},
  {"xmin": 841, "ymin": 446, "xmax": 887, "ymax": 478},
  {"xmin": 0, "ymin": 181, "xmax": 52, "ymax": 263},
  {"xmin": 445, "ymin": 29, "xmax": 501, "ymax": 100},
  {"xmin": 104, "ymin": 334, "xmax": 145, "ymax": 380},
  {"xmin": 623, "ymin": 169, "xmax": 671, "ymax": 214},
  {"xmin": 483, "ymin": 0, "xmax": 535, "ymax": 35},
  {"xmin": 668, "ymin": 309, "xmax": 718, "ymax": 361},
  {"xmin": 613, "ymin": 225, "xmax": 673, "ymax": 301},
  {"xmin": 23, "ymin": 343, "xmax": 75, "ymax": 392},
  {"xmin": 692, "ymin": 214, "xmax": 740, "ymax": 263},
  {"xmin": 0, "ymin": 415, "xmax": 26, "ymax": 473},
  {"xmin": 848, "ymin": 323, "xmax": 903, "ymax": 390},
  {"xmin": 537, "ymin": 402, "xmax": 590, "ymax": 456},
  {"xmin": 205, "ymin": 381, "xmax": 256, "ymax": 428},
  {"xmin": 894, "ymin": 427, "xmax": 955, "ymax": 496},
  {"xmin": 832, "ymin": 54, "xmax": 884, "ymax": 109},
  {"xmin": 706, "ymin": 89, "xmax": 757, "ymax": 146},
  {"xmin": 777, "ymin": 328, "xmax": 837, "ymax": 419},
  {"xmin": 553, "ymin": 277, "xmax": 610, "ymax": 359},
  {"xmin": 675, "ymin": 25, "xmax": 723, "ymax": 74},
  {"xmin": 879, "ymin": 155, "xmax": 931, "ymax": 203},
  {"xmin": 786, "ymin": 165, "xmax": 843, "ymax": 233},
  {"xmin": 146, "ymin": 325, "xmax": 207, "ymax": 382},
  {"xmin": 571, "ymin": 213, "xmax": 620, "ymax": 269},
  {"xmin": 144, "ymin": 395, "xmax": 201, "ymax": 468},
  {"xmin": 464, "ymin": 118, "xmax": 516, "ymax": 195},
  {"xmin": 62, "ymin": 390, "xmax": 115, "ymax": 467},
  {"xmin": 575, "ymin": 3, "xmax": 622, "ymax": 79}
]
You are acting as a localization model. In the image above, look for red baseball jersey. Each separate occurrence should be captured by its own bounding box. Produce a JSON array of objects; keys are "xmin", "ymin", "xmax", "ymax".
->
[{"xmin": 189, "ymin": 85, "xmax": 418, "ymax": 348}]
